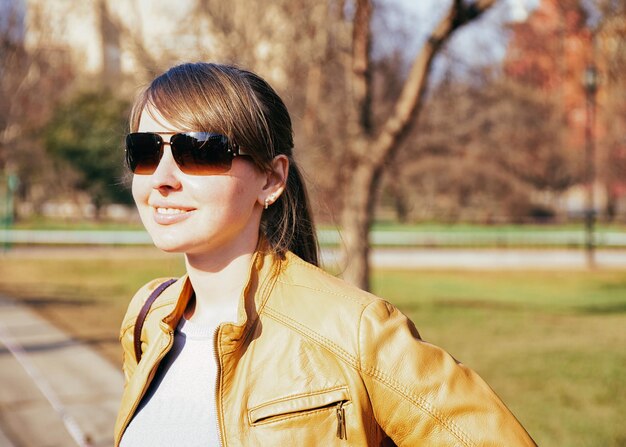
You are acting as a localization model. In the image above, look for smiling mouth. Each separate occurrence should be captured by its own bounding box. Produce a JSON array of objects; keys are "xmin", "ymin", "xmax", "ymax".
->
[
  {"xmin": 151, "ymin": 206, "xmax": 196, "ymax": 224},
  {"xmin": 155, "ymin": 207, "xmax": 189, "ymax": 215}
]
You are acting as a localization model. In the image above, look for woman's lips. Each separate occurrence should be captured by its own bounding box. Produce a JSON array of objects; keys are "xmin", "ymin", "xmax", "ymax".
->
[{"xmin": 152, "ymin": 206, "xmax": 195, "ymax": 225}]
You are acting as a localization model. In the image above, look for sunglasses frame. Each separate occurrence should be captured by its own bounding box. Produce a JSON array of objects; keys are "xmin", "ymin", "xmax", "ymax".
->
[{"xmin": 125, "ymin": 131, "xmax": 249, "ymax": 175}]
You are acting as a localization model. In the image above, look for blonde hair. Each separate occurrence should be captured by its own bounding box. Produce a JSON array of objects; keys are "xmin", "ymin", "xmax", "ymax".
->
[{"xmin": 129, "ymin": 63, "xmax": 319, "ymax": 265}]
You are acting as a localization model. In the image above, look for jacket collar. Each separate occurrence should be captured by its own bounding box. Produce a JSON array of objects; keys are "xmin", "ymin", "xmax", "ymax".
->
[{"xmin": 157, "ymin": 247, "xmax": 284, "ymax": 351}]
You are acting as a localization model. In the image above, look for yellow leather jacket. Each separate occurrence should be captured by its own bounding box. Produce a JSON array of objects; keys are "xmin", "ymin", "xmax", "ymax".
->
[{"xmin": 115, "ymin": 250, "xmax": 536, "ymax": 446}]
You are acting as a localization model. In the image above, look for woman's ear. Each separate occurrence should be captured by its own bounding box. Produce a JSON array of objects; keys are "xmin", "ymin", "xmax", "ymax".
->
[{"xmin": 258, "ymin": 155, "xmax": 289, "ymax": 209}]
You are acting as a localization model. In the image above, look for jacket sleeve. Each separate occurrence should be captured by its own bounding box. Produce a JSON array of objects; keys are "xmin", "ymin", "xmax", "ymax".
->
[{"xmin": 358, "ymin": 299, "xmax": 537, "ymax": 447}]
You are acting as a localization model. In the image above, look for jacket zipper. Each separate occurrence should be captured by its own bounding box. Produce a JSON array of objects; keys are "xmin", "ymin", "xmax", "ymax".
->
[
  {"xmin": 118, "ymin": 329, "xmax": 174, "ymax": 446},
  {"xmin": 336, "ymin": 401, "xmax": 347, "ymax": 440},
  {"xmin": 214, "ymin": 325, "xmax": 224, "ymax": 447}
]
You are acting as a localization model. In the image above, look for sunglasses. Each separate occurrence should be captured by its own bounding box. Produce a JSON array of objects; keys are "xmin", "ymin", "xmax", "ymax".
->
[{"xmin": 125, "ymin": 132, "xmax": 250, "ymax": 175}]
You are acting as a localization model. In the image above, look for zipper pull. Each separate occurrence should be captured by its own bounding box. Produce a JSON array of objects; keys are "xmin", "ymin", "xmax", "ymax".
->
[{"xmin": 336, "ymin": 401, "xmax": 347, "ymax": 440}]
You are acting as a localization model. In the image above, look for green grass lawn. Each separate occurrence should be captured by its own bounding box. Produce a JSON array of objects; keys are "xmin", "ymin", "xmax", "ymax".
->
[
  {"xmin": 0, "ymin": 249, "xmax": 624, "ymax": 446},
  {"xmin": 10, "ymin": 216, "xmax": 145, "ymax": 231},
  {"xmin": 374, "ymin": 270, "xmax": 626, "ymax": 447}
]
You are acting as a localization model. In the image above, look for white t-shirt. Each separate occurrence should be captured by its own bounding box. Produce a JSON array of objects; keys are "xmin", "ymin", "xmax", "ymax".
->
[{"xmin": 120, "ymin": 315, "xmax": 222, "ymax": 446}]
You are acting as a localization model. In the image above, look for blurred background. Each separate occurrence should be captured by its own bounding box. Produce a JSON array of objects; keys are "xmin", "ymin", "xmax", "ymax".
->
[
  {"xmin": 0, "ymin": 0, "xmax": 625, "ymax": 446},
  {"xmin": 1, "ymin": 0, "xmax": 625, "ymax": 232}
]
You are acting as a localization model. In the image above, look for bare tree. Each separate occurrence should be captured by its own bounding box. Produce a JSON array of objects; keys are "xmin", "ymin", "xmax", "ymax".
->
[
  {"xmin": 389, "ymin": 74, "xmax": 579, "ymax": 222},
  {"xmin": 341, "ymin": 0, "xmax": 497, "ymax": 290}
]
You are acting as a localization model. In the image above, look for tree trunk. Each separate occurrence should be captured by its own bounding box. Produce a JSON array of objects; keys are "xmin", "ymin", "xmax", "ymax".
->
[
  {"xmin": 339, "ymin": 0, "xmax": 497, "ymax": 290},
  {"xmin": 340, "ymin": 158, "xmax": 377, "ymax": 290},
  {"xmin": 387, "ymin": 166, "xmax": 410, "ymax": 223},
  {"xmin": 303, "ymin": 64, "xmax": 322, "ymax": 140}
]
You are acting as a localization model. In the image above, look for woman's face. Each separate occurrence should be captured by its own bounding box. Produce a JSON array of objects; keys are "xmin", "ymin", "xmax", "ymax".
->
[{"xmin": 132, "ymin": 107, "xmax": 269, "ymax": 260}]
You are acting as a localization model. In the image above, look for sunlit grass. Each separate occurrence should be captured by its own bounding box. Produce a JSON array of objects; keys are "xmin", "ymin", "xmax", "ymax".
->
[{"xmin": 373, "ymin": 270, "xmax": 626, "ymax": 447}]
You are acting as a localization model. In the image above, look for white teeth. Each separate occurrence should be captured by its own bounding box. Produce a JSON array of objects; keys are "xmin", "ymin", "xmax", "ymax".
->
[{"xmin": 156, "ymin": 207, "xmax": 187, "ymax": 215}]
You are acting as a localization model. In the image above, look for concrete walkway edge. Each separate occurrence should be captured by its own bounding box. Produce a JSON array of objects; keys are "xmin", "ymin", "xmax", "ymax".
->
[{"xmin": 0, "ymin": 295, "xmax": 123, "ymax": 447}]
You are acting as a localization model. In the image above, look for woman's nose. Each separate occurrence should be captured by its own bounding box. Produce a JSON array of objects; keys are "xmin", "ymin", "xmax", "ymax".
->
[{"xmin": 150, "ymin": 145, "xmax": 182, "ymax": 191}]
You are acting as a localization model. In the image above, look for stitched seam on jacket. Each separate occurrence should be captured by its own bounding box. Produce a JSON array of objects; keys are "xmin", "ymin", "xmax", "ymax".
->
[
  {"xmin": 290, "ymin": 257, "xmax": 327, "ymax": 271},
  {"xmin": 282, "ymin": 257, "xmax": 375, "ymax": 306},
  {"xmin": 359, "ymin": 301, "xmax": 475, "ymax": 447},
  {"xmin": 360, "ymin": 361, "xmax": 475, "ymax": 447},
  {"xmin": 275, "ymin": 279, "xmax": 369, "ymax": 307},
  {"xmin": 263, "ymin": 307, "xmax": 358, "ymax": 367}
]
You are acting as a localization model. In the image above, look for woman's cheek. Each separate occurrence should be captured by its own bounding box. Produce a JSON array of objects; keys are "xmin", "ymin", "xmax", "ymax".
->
[{"xmin": 131, "ymin": 175, "xmax": 148, "ymax": 205}]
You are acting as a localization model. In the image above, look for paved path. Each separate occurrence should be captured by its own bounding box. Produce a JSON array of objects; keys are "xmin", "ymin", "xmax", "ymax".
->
[
  {"xmin": 0, "ymin": 295, "xmax": 123, "ymax": 447},
  {"xmin": 3, "ymin": 229, "xmax": 626, "ymax": 248},
  {"xmin": 5, "ymin": 246, "xmax": 626, "ymax": 269},
  {"xmin": 322, "ymin": 248, "xmax": 626, "ymax": 270}
]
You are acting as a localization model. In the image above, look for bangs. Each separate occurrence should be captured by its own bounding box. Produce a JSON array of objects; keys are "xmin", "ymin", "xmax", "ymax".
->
[{"xmin": 129, "ymin": 63, "xmax": 276, "ymax": 167}]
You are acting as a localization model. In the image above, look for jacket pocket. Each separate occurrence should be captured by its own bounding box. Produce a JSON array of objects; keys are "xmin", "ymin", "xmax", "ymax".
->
[{"xmin": 248, "ymin": 386, "xmax": 350, "ymax": 426}]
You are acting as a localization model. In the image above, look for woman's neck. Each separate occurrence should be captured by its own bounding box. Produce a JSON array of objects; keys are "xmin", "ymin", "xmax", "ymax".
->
[{"xmin": 183, "ymin": 245, "xmax": 257, "ymax": 325}]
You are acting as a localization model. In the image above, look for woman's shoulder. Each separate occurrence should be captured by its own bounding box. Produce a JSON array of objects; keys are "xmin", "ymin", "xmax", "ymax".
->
[
  {"xmin": 279, "ymin": 252, "xmax": 382, "ymax": 309},
  {"xmin": 119, "ymin": 277, "xmax": 180, "ymax": 332},
  {"xmin": 264, "ymin": 252, "xmax": 415, "ymax": 363},
  {"xmin": 269, "ymin": 252, "xmax": 401, "ymax": 331}
]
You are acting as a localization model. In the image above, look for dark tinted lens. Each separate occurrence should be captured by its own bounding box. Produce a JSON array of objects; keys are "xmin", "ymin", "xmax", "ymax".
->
[
  {"xmin": 126, "ymin": 133, "xmax": 163, "ymax": 174},
  {"xmin": 170, "ymin": 133, "xmax": 234, "ymax": 175}
]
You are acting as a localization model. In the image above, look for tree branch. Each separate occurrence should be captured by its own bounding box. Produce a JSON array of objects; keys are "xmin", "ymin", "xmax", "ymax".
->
[
  {"xmin": 352, "ymin": 0, "xmax": 374, "ymax": 135},
  {"xmin": 371, "ymin": 0, "xmax": 497, "ymax": 164}
]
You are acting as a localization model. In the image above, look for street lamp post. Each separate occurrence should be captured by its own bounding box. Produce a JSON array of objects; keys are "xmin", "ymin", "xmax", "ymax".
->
[{"xmin": 583, "ymin": 65, "xmax": 598, "ymax": 269}]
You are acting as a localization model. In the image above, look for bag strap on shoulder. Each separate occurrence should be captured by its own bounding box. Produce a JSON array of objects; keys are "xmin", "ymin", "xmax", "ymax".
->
[{"xmin": 134, "ymin": 278, "xmax": 177, "ymax": 363}]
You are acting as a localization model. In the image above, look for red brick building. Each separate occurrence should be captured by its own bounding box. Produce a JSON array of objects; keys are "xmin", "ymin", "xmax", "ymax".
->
[
  {"xmin": 504, "ymin": 0, "xmax": 626, "ymax": 218},
  {"xmin": 505, "ymin": 0, "xmax": 591, "ymax": 160}
]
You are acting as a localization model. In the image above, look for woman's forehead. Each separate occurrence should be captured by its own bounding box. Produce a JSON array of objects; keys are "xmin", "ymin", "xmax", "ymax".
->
[
  {"xmin": 138, "ymin": 100, "xmax": 232, "ymax": 136},
  {"xmin": 138, "ymin": 106, "xmax": 184, "ymax": 133}
]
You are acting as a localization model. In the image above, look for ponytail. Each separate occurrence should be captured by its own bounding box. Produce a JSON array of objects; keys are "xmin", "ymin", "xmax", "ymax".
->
[{"xmin": 262, "ymin": 161, "xmax": 319, "ymax": 266}]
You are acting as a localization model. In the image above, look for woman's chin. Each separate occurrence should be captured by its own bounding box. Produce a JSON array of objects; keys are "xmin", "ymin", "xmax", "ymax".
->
[
  {"xmin": 155, "ymin": 245, "xmax": 184, "ymax": 254},
  {"xmin": 150, "ymin": 238, "xmax": 188, "ymax": 254}
]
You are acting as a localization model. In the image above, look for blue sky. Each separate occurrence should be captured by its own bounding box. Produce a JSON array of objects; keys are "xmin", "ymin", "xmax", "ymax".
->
[
  {"xmin": 0, "ymin": 0, "xmax": 24, "ymax": 39},
  {"xmin": 375, "ymin": 0, "xmax": 541, "ymax": 74}
]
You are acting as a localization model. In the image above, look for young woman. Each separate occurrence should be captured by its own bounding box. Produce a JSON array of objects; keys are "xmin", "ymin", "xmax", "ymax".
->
[{"xmin": 115, "ymin": 62, "xmax": 536, "ymax": 446}]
